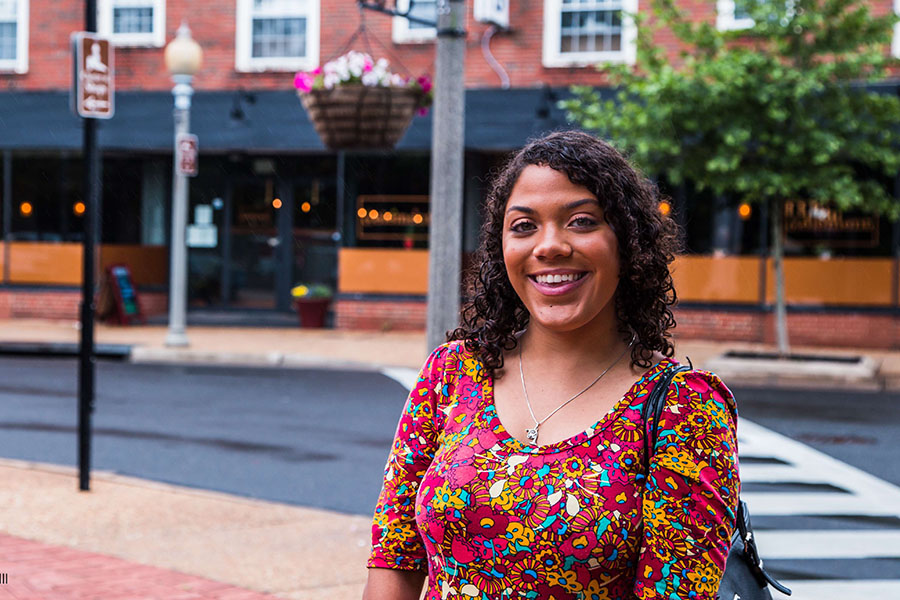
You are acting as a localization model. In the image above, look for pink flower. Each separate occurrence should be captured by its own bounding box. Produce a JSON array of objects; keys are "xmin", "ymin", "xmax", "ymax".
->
[
  {"xmin": 312, "ymin": 67, "xmax": 322, "ymax": 75},
  {"xmin": 417, "ymin": 75, "xmax": 433, "ymax": 93},
  {"xmin": 294, "ymin": 71, "xmax": 314, "ymax": 93}
]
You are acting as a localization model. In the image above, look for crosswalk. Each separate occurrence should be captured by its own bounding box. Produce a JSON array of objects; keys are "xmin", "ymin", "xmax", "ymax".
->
[
  {"xmin": 738, "ymin": 419, "xmax": 900, "ymax": 599},
  {"xmin": 380, "ymin": 368, "xmax": 900, "ymax": 599}
]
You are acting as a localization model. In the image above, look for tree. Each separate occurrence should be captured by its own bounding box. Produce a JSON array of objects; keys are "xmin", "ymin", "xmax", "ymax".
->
[{"xmin": 562, "ymin": 0, "xmax": 900, "ymax": 355}]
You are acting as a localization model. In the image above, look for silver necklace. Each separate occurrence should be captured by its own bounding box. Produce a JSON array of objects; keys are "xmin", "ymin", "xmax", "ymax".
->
[{"xmin": 518, "ymin": 334, "xmax": 635, "ymax": 444}]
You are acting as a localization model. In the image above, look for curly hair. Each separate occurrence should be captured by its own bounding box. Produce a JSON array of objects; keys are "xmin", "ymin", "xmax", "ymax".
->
[{"xmin": 448, "ymin": 130, "xmax": 681, "ymax": 376}]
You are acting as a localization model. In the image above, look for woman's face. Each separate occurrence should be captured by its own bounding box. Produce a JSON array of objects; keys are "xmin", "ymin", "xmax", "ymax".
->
[{"xmin": 502, "ymin": 165, "xmax": 620, "ymax": 334}]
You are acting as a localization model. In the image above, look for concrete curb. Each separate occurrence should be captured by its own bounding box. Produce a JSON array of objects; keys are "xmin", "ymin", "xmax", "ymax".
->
[
  {"xmin": 128, "ymin": 345, "xmax": 382, "ymax": 372},
  {"xmin": 705, "ymin": 354, "xmax": 882, "ymax": 391}
]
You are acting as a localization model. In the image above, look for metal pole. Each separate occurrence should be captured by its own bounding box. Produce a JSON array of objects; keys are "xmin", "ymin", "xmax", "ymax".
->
[
  {"xmin": 426, "ymin": 0, "xmax": 466, "ymax": 353},
  {"xmin": 78, "ymin": 0, "xmax": 99, "ymax": 492},
  {"xmin": 165, "ymin": 75, "xmax": 192, "ymax": 346}
]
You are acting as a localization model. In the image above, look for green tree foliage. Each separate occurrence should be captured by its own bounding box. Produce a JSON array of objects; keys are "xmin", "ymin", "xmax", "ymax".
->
[
  {"xmin": 563, "ymin": 0, "xmax": 900, "ymax": 217},
  {"xmin": 562, "ymin": 0, "xmax": 900, "ymax": 354}
]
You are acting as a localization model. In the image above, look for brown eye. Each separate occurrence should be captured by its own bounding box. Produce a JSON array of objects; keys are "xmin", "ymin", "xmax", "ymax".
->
[
  {"xmin": 510, "ymin": 221, "xmax": 536, "ymax": 233},
  {"xmin": 571, "ymin": 216, "xmax": 597, "ymax": 228}
]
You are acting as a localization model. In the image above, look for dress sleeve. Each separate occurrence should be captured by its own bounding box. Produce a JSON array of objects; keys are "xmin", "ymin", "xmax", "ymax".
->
[
  {"xmin": 634, "ymin": 369, "xmax": 740, "ymax": 600},
  {"xmin": 367, "ymin": 344, "xmax": 450, "ymax": 571}
]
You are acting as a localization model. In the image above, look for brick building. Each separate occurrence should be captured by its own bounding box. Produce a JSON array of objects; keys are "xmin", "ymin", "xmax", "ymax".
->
[{"xmin": 0, "ymin": 0, "xmax": 898, "ymax": 348}]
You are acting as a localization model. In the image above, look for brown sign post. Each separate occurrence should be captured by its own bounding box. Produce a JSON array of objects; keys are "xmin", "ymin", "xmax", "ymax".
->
[{"xmin": 72, "ymin": 32, "xmax": 114, "ymax": 119}]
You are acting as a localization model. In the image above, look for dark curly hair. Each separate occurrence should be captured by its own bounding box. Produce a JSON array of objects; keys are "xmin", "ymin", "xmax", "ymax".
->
[{"xmin": 448, "ymin": 130, "xmax": 681, "ymax": 376}]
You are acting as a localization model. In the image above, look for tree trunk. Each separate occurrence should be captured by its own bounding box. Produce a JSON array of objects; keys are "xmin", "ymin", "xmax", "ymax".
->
[{"xmin": 771, "ymin": 198, "xmax": 790, "ymax": 356}]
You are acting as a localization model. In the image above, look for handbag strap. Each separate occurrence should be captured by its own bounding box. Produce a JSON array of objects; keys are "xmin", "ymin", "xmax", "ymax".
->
[{"xmin": 642, "ymin": 360, "xmax": 693, "ymax": 469}]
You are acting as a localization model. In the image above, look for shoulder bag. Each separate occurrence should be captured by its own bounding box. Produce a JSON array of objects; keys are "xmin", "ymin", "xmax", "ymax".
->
[{"xmin": 641, "ymin": 363, "xmax": 792, "ymax": 600}]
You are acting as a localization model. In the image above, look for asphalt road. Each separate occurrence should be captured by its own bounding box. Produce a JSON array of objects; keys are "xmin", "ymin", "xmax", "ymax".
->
[{"xmin": 0, "ymin": 357, "xmax": 407, "ymax": 515}]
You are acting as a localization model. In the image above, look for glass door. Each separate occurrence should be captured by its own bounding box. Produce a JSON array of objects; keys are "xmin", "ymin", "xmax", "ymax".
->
[
  {"xmin": 226, "ymin": 177, "xmax": 282, "ymax": 310},
  {"xmin": 291, "ymin": 177, "xmax": 338, "ymax": 294}
]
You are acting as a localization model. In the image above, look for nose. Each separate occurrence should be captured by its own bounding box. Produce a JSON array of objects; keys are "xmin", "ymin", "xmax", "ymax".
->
[{"xmin": 533, "ymin": 224, "xmax": 572, "ymax": 260}]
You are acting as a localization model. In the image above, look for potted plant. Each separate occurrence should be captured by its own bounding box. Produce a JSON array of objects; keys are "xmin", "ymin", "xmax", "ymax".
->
[
  {"xmin": 295, "ymin": 51, "xmax": 433, "ymax": 150},
  {"xmin": 291, "ymin": 283, "xmax": 333, "ymax": 328}
]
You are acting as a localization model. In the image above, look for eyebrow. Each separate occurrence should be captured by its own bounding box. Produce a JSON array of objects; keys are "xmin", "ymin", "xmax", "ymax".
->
[{"xmin": 506, "ymin": 198, "xmax": 600, "ymax": 215}]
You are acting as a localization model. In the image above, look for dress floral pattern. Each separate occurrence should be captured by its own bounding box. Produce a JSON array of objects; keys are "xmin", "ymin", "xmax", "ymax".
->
[{"xmin": 368, "ymin": 341, "xmax": 740, "ymax": 600}]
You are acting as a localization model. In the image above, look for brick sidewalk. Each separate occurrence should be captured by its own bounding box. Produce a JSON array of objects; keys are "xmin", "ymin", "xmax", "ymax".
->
[{"xmin": 0, "ymin": 534, "xmax": 284, "ymax": 600}]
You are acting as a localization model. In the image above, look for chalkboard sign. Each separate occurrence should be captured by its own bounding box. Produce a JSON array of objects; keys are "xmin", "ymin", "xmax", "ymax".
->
[{"xmin": 98, "ymin": 264, "xmax": 144, "ymax": 325}]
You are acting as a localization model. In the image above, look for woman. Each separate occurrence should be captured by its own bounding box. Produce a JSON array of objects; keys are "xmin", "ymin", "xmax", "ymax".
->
[{"xmin": 363, "ymin": 131, "xmax": 739, "ymax": 600}]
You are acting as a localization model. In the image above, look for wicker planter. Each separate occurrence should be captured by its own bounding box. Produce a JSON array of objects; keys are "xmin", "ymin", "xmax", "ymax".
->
[{"xmin": 299, "ymin": 85, "xmax": 422, "ymax": 150}]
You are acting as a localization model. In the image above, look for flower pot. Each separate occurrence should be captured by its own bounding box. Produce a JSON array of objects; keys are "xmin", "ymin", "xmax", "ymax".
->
[
  {"xmin": 299, "ymin": 85, "xmax": 422, "ymax": 150},
  {"xmin": 294, "ymin": 298, "xmax": 331, "ymax": 328}
]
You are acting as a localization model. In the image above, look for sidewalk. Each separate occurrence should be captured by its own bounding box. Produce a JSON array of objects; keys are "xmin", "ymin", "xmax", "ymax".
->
[{"xmin": 2, "ymin": 317, "xmax": 900, "ymax": 599}]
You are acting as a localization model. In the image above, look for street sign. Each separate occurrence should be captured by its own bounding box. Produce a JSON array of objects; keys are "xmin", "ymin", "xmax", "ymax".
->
[
  {"xmin": 72, "ymin": 32, "xmax": 114, "ymax": 119},
  {"xmin": 176, "ymin": 133, "xmax": 199, "ymax": 177}
]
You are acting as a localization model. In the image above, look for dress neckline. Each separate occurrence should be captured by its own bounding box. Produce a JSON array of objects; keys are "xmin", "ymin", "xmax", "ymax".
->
[{"xmin": 480, "ymin": 356, "xmax": 675, "ymax": 454}]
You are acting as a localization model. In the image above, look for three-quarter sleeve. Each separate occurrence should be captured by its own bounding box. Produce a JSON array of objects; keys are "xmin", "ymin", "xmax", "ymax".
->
[
  {"xmin": 368, "ymin": 344, "xmax": 450, "ymax": 571},
  {"xmin": 634, "ymin": 370, "xmax": 740, "ymax": 600}
]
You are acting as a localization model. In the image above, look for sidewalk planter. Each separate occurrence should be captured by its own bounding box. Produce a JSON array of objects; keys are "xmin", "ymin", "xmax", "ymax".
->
[
  {"xmin": 294, "ymin": 298, "xmax": 331, "ymax": 328},
  {"xmin": 300, "ymin": 85, "xmax": 421, "ymax": 150}
]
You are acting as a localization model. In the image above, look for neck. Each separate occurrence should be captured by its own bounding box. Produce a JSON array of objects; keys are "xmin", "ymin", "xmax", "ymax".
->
[{"xmin": 518, "ymin": 316, "xmax": 631, "ymax": 375}]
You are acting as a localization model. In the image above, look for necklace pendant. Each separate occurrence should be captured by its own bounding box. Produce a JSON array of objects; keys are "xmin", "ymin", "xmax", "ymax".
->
[{"xmin": 526, "ymin": 425, "xmax": 539, "ymax": 443}]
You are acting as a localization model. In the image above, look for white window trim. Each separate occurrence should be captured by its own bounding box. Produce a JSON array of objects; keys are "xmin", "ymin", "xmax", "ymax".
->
[
  {"xmin": 392, "ymin": 0, "xmax": 436, "ymax": 44},
  {"xmin": 542, "ymin": 0, "xmax": 638, "ymax": 68},
  {"xmin": 716, "ymin": 0, "xmax": 754, "ymax": 31},
  {"xmin": 235, "ymin": 0, "xmax": 320, "ymax": 72},
  {"xmin": 0, "ymin": 0, "xmax": 29, "ymax": 74},
  {"xmin": 893, "ymin": 0, "xmax": 900, "ymax": 58},
  {"xmin": 97, "ymin": 0, "xmax": 165, "ymax": 48}
]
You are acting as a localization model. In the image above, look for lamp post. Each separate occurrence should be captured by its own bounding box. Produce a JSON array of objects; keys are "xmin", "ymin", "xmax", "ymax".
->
[{"xmin": 164, "ymin": 22, "xmax": 202, "ymax": 347}]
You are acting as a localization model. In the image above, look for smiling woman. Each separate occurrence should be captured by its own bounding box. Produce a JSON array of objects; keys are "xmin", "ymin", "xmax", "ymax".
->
[{"xmin": 364, "ymin": 131, "xmax": 740, "ymax": 600}]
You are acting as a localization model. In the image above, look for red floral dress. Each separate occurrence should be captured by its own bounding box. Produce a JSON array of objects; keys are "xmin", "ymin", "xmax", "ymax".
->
[{"xmin": 368, "ymin": 341, "xmax": 740, "ymax": 600}]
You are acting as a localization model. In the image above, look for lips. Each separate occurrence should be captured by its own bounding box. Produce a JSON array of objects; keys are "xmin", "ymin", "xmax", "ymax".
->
[{"xmin": 527, "ymin": 271, "xmax": 589, "ymax": 296}]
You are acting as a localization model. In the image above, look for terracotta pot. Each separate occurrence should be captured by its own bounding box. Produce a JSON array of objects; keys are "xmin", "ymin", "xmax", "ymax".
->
[{"xmin": 294, "ymin": 298, "xmax": 331, "ymax": 328}]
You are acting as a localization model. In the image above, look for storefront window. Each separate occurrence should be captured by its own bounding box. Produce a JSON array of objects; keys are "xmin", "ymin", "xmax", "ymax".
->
[{"xmin": 9, "ymin": 156, "xmax": 84, "ymax": 242}]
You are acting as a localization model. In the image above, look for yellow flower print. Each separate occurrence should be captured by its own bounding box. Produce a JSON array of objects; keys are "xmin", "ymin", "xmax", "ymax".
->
[
  {"xmin": 491, "ymin": 488, "xmax": 517, "ymax": 511},
  {"xmin": 505, "ymin": 521, "xmax": 535, "ymax": 547},
  {"xmin": 643, "ymin": 504, "xmax": 668, "ymax": 529},
  {"xmin": 561, "ymin": 456, "xmax": 586, "ymax": 479},
  {"xmin": 430, "ymin": 483, "xmax": 466, "ymax": 512},
  {"xmin": 656, "ymin": 446, "xmax": 700, "ymax": 477},
  {"xmin": 413, "ymin": 400, "xmax": 434, "ymax": 420},
  {"xmin": 463, "ymin": 357, "xmax": 484, "ymax": 383},
  {"xmin": 584, "ymin": 579, "xmax": 612, "ymax": 600},
  {"xmin": 553, "ymin": 569, "xmax": 582, "ymax": 593},
  {"xmin": 687, "ymin": 564, "xmax": 721, "ymax": 595},
  {"xmin": 611, "ymin": 417, "xmax": 642, "ymax": 443}
]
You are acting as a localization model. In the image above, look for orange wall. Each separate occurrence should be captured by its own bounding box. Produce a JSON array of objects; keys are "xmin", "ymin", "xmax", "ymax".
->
[
  {"xmin": 1, "ymin": 243, "xmax": 167, "ymax": 287},
  {"xmin": 765, "ymin": 257, "xmax": 895, "ymax": 306},
  {"xmin": 672, "ymin": 255, "xmax": 761, "ymax": 304},
  {"xmin": 338, "ymin": 248, "xmax": 429, "ymax": 295}
]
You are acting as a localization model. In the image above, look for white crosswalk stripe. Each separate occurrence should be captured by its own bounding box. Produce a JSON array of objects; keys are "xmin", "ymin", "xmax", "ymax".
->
[{"xmin": 738, "ymin": 419, "xmax": 900, "ymax": 598}]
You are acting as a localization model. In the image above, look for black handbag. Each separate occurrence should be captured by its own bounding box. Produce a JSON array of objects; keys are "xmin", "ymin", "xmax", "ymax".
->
[{"xmin": 641, "ymin": 363, "xmax": 792, "ymax": 600}]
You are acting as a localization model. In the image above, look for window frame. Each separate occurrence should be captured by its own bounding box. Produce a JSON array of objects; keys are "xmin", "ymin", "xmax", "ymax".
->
[
  {"xmin": 0, "ymin": 0, "xmax": 29, "ymax": 74},
  {"xmin": 893, "ymin": 0, "xmax": 900, "ymax": 59},
  {"xmin": 235, "ymin": 0, "xmax": 320, "ymax": 72},
  {"xmin": 542, "ymin": 0, "xmax": 638, "ymax": 68},
  {"xmin": 97, "ymin": 0, "xmax": 166, "ymax": 48},
  {"xmin": 392, "ymin": 0, "xmax": 437, "ymax": 44},
  {"xmin": 716, "ymin": 0, "xmax": 754, "ymax": 31}
]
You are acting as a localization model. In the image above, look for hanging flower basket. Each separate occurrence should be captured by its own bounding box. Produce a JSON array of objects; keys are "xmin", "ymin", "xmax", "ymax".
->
[{"xmin": 295, "ymin": 51, "xmax": 432, "ymax": 151}]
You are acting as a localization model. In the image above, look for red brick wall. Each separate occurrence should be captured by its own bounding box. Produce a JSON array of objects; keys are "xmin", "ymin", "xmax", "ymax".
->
[
  {"xmin": 0, "ymin": 289, "xmax": 166, "ymax": 320},
  {"xmin": 6, "ymin": 1, "xmax": 895, "ymax": 92},
  {"xmin": 334, "ymin": 297, "xmax": 427, "ymax": 331}
]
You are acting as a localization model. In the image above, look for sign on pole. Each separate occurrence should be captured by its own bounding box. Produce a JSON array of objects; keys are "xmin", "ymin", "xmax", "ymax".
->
[
  {"xmin": 176, "ymin": 133, "xmax": 199, "ymax": 177},
  {"xmin": 72, "ymin": 32, "xmax": 114, "ymax": 119}
]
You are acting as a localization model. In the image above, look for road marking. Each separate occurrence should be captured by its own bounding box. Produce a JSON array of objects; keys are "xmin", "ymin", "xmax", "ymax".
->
[
  {"xmin": 753, "ymin": 530, "xmax": 900, "ymax": 559},
  {"xmin": 777, "ymin": 579, "xmax": 900, "ymax": 600}
]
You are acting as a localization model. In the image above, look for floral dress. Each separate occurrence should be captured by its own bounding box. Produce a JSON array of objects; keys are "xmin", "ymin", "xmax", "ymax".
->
[{"xmin": 368, "ymin": 341, "xmax": 740, "ymax": 600}]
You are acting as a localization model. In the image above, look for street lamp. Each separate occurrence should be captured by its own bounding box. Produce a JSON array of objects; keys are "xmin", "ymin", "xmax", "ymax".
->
[{"xmin": 164, "ymin": 22, "xmax": 202, "ymax": 347}]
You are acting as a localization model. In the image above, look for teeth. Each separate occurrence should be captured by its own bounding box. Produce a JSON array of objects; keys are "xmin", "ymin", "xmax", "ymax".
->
[{"xmin": 535, "ymin": 273, "xmax": 583, "ymax": 284}]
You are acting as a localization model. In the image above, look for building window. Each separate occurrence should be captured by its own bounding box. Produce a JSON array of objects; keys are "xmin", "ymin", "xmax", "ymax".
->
[
  {"xmin": 98, "ymin": 0, "xmax": 165, "ymax": 47},
  {"xmin": 542, "ymin": 0, "xmax": 637, "ymax": 68},
  {"xmin": 392, "ymin": 0, "xmax": 437, "ymax": 43},
  {"xmin": 236, "ymin": 0, "xmax": 320, "ymax": 72},
  {"xmin": 0, "ymin": 0, "xmax": 28, "ymax": 73},
  {"xmin": 716, "ymin": 0, "xmax": 756, "ymax": 31}
]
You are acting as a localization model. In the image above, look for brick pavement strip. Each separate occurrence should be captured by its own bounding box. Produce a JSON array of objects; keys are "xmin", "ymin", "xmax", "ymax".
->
[{"xmin": 0, "ymin": 534, "xmax": 284, "ymax": 600}]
